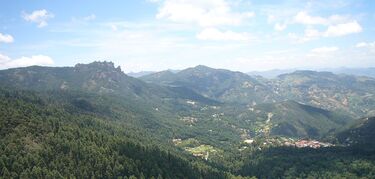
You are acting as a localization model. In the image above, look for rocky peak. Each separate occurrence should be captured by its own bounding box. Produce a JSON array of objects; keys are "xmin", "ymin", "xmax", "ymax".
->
[{"xmin": 74, "ymin": 61, "xmax": 123, "ymax": 73}]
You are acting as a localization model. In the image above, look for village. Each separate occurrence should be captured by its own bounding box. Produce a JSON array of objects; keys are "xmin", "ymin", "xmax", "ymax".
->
[
  {"xmin": 285, "ymin": 139, "xmax": 334, "ymax": 148},
  {"xmin": 240, "ymin": 137, "xmax": 334, "ymax": 150}
]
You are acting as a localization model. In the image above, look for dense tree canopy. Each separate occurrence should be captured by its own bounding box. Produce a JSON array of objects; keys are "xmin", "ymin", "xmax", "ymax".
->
[{"xmin": 0, "ymin": 89, "xmax": 226, "ymax": 178}]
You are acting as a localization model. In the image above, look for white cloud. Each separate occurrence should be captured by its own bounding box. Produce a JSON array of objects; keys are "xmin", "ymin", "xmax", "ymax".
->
[
  {"xmin": 196, "ymin": 28, "xmax": 250, "ymax": 41},
  {"xmin": 83, "ymin": 14, "xmax": 96, "ymax": 21},
  {"xmin": 307, "ymin": 46, "xmax": 339, "ymax": 58},
  {"xmin": 294, "ymin": 11, "xmax": 349, "ymax": 25},
  {"xmin": 304, "ymin": 28, "xmax": 321, "ymax": 39},
  {"xmin": 110, "ymin": 24, "xmax": 118, "ymax": 31},
  {"xmin": 267, "ymin": 15, "xmax": 277, "ymax": 24},
  {"xmin": 289, "ymin": 21, "xmax": 362, "ymax": 43},
  {"xmin": 155, "ymin": 0, "xmax": 255, "ymax": 27},
  {"xmin": 294, "ymin": 11, "xmax": 328, "ymax": 25},
  {"xmin": 289, "ymin": 11, "xmax": 361, "ymax": 41},
  {"xmin": 0, "ymin": 54, "xmax": 11, "ymax": 63},
  {"xmin": 217, "ymin": 54, "xmax": 302, "ymax": 72},
  {"xmin": 274, "ymin": 23, "xmax": 287, "ymax": 31},
  {"xmin": 311, "ymin": 46, "xmax": 339, "ymax": 53},
  {"xmin": 288, "ymin": 28, "xmax": 320, "ymax": 43},
  {"xmin": 216, "ymin": 45, "xmax": 375, "ymax": 72},
  {"xmin": 355, "ymin": 42, "xmax": 375, "ymax": 54},
  {"xmin": 0, "ymin": 54, "xmax": 54, "ymax": 69},
  {"xmin": 0, "ymin": 33, "xmax": 14, "ymax": 43},
  {"xmin": 356, "ymin": 42, "xmax": 368, "ymax": 48},
  {"xmin": 356, "ymin": 41, "xmax": 375, "ymax": 48},
  {"xmin": 22, "ymin": 9, "xmax": 54, "ymax": 28},
  {"xmin": 324, "ymin": 21, "xmax": 362, "ymax": 37}
]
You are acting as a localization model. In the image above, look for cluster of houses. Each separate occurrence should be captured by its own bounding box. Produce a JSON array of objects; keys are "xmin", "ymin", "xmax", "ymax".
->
[
  {"xmin": 285, "ymin": 140, "xmax": 333, "ymax": 148},
  {"xmin": 180, "ymin": 116, "xmax": 198, "ymax": 125},
  {"xmin": 172, "ymin": 138, "xmax": 182, "ymax": 145}
]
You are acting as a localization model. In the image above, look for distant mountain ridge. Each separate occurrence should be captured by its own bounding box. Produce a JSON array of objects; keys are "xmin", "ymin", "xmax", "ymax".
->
[
  {"xmin": 325, "ymin": 67, "xmax": 375, "ymax": 78},
  {"xmin": 247, "ymin": 67, "xmax": 375, "ymax": 79},
  {"xmin": 141, "ymin": 65, "xmax": 280, "ymax": 104},
  {"xmin": 127, "ymin": 71, "xmax": 155, "ymax": 78},
  {"xmin": 247, "ymin": 69, "xmax": 297, "ymax": 78},
  {"xmin": 0, "ymin": 61, "xmax": 217, "ymax": 105},
  {"xmin": 142, "ymin": 65, "xmax": 375, "ymax": 118},
  {"xmin": 273, "ymin": 70, "xmax": 375, "ymax": 117}
]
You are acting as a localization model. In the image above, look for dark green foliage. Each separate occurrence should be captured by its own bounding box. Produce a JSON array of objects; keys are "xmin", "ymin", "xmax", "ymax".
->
[
  {"xmin": 239, "ymin": 146, "xmax": 375, "ymax": 178},
  {"xmin": 0, "ymin": 89, "xmax": 226, "ymax": 178},
  {"xmin": 336, "ymin": 117, "xmax": 375, "ymax": 146}
]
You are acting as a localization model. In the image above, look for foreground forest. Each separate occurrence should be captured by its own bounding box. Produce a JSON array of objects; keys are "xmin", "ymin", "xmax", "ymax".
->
[
  {"xmin": 1, "ymin": 62, "xmax": 375, "ymax": 178},
  {"xmin": 0, "ymin": 89, "xmax": 227, "ymax": 178}
]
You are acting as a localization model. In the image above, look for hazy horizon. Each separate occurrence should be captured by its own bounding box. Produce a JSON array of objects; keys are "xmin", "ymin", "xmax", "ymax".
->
[{"xmin": 2, "ymin": 60, "xmax": 375, "ymax": 74}]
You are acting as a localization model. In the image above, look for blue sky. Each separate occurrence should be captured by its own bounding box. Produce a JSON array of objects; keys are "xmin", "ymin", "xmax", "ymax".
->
[{"xmin": 0, "ymin": 0, "xmax": 375, "ymax": 72}]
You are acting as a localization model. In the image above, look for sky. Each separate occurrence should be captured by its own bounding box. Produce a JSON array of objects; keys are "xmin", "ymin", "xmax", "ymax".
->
[{"xmin": 0, "ymin": 0, "xmax": 375, "ymax": 73}]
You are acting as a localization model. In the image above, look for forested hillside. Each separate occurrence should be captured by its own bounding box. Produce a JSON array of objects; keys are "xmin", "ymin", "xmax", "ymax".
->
[
  {"xmin": 0, "ymin": 89, "xmax": 227, "ymax": 178},
  {"xmin": 336, "ymin": 117, "xmax": 375, "ymax": 146}
]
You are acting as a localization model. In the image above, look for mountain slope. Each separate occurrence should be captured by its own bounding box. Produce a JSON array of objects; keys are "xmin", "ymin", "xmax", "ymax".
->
[
  {"xmin": 235, "ymin": 100, "xmax": 351, "ymax": 138},
  {"xmin": 0, "ymin": 62, "xmax": 238, "ymax": 148},
  {"xmin": 141, "ymin": 70, "xmax": 178, "ymax": 84},
  {"xmin": 142, "ymin": 67, "xmax": 375, "ymax": 118},
  {"xmin": 273, "ymin": 70, "xmax": 375, "ymax": 117},
  {"xmin": 336, "ymin": 116, "xmax": 375, "ymax": 146},
  {"xmin": 141, "ymin": 65, "xmax": 280, "ymax": 104}
]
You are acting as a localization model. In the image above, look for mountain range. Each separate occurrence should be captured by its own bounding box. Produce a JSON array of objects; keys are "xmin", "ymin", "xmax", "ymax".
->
[
  {"xmin": 129, "ymin": 67, "xmax": 375, "ymax": 79},
  {"xmin": 142, "ymin": 66, "xmax": 375, "ymax": 118},
  {"xmin": 1, "ymin": 61, "xmax": 374, "ymax": 178}
]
